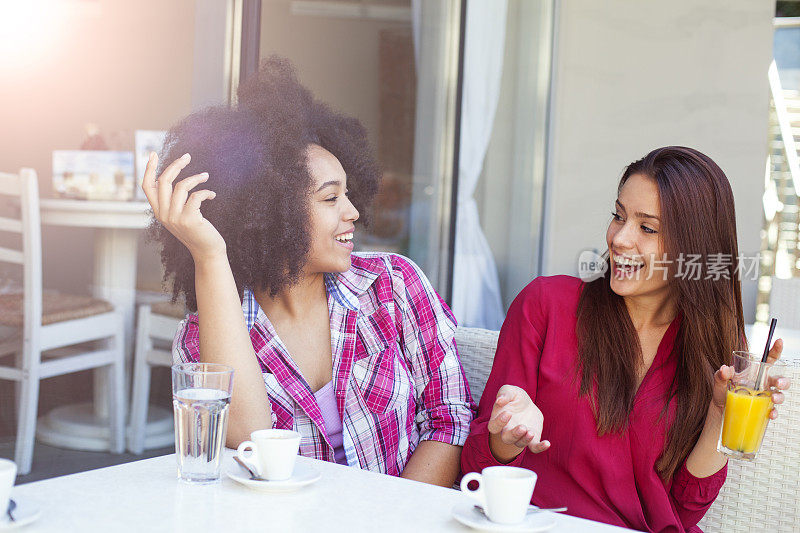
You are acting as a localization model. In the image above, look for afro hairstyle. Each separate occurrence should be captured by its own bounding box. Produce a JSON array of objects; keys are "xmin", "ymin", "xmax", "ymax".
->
[{"xmin": 150, "ymin": 56, "xmax": 381, "ymax": 311}]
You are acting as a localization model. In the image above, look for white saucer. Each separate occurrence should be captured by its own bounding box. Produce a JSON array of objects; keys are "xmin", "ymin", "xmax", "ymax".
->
[
  {"xmin": 226, "ymin": 462, "xmax": 321, "ymax": 492},
  {"xmin": 0, "ymin": 497, "xmax": 41, "ymax": 530},
  {"xmin": 452, "ymin": 502, "xmax": 556, "ymax": 532}
]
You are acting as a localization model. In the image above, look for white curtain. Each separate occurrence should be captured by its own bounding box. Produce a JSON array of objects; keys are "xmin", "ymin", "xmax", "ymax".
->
[{"xmin": 451, "ymin": 0, "xmax": 507, "ymax": 330}]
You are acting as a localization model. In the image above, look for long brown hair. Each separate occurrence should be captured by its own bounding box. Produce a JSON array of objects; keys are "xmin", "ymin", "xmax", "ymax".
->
[{"xmin": 576, "ymin": 146, "xmax": 746, "ymax": 479}]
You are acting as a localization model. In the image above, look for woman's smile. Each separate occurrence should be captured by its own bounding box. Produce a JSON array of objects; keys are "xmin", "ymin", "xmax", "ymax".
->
[
  {"xmin": 334, "ymin": 229, "xmax": 355, "ymax": 251},
  {"xmin": 611, "ymin": 253, "xmax": 646, "ymax": 279}
]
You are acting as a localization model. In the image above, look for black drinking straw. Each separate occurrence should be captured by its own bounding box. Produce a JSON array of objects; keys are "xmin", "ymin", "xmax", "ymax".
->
[{"xmin": 755, "ymin": 318, "xmax": 777, "ymax": 391}]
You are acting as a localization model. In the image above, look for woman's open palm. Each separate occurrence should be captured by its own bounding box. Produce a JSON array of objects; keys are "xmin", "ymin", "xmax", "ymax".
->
[{"xmin": 487, "ymin": 384, "xmax": 550, "ymax": 454}]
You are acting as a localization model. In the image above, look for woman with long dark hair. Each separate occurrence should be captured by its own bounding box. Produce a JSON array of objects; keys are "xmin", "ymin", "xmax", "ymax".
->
[{"xmin": 461, "ymin": 146, "xmax": 791, "ymax": 531}]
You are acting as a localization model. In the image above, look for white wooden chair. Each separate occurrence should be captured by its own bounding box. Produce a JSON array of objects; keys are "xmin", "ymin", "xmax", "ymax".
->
[
  {"xmin": 128, "ymin": 301, "xmax": 184, "ymax": 453},
  {"xmin": 455, "ymin": 326, "xmax": 499, "ymax": 405},
  {"xmin": 0, "ymin": 169, "xmax": 125, "ymax": 474}
]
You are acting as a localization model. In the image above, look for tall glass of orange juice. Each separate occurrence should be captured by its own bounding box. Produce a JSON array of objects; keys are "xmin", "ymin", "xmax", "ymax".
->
[{"xmin": 717, "ymin": 351, "xmax": 785, "ymax": 461}]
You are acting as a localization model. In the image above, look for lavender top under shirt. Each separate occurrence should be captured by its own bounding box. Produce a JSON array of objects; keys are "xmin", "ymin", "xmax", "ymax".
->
[{"xmin": 313, "ymin": 381, "xmax": 347, "ymax": 465}]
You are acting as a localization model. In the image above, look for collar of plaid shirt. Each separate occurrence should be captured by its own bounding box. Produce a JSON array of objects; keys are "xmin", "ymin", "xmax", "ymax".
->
[{"xmin": 242, "ymin": 268, "xmax": 379, "ymax": 328}]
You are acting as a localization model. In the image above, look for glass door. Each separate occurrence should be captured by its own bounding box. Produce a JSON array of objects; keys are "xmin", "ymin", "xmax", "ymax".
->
[{"xmin": 255, "ymin": 0, "xmax": 463, "ymax": 296}]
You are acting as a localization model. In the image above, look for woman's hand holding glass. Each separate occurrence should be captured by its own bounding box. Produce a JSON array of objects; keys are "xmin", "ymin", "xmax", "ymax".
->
[
  {"xmin": 487, "ymin": 385, "xmax": 550, "ymax": 463},
  {"xmin": 711, "ymin": 338, "xmax": 791, "ymax": 420},
  {"xmin": 141, "ymin": 152, "xmax": 225, "ymax": 261}
]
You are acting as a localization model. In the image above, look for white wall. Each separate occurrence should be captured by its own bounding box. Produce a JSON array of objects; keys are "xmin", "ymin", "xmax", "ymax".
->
[{"xmin": 542, "ymin": 0, "xmax": 775, "ymax": 322}]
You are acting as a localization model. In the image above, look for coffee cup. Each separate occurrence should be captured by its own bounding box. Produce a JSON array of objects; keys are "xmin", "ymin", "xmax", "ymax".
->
[
  {"xmin": 460, "ymin": 466, "xmax": 537, "ymax": 524},
  {"xmin": 236, "ymin": 429, "xmax": 301, "ymax": 481},
  {"xmin": 0, "ymin": 459, "xmax": 16, "ymax": 520}
]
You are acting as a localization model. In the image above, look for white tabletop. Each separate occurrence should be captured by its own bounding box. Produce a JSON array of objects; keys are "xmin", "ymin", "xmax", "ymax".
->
[
  {"xmin": 10, "ymin": 451, "xmax": 635, "ymax": 533},
  {"xmin": 39, "ymin": 199, "xmax": 150, "ymax": 229}
]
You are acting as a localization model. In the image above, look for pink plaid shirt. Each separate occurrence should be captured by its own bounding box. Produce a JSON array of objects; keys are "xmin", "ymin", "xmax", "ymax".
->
[{"xmin": 173, "ymin": 252, "xmax": 475, "ymax": 476}]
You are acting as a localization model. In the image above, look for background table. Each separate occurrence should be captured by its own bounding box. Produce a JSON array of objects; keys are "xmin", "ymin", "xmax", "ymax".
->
[
  {"xmin": 35, "ymin": 199, "xmax": 173, "ymax": 451},
  {"xmin": 11, "ymin": 451, "xmax": 638, "ymax": 532},
  {"xmin": 39, "ymin": 198, "xmax": 151, "ymax": 353}
]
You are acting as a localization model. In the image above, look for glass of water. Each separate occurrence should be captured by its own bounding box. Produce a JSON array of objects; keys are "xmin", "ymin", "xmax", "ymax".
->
[{"xmin": 172, "ymin": 363, "xmax": 234, "ymax": 484}]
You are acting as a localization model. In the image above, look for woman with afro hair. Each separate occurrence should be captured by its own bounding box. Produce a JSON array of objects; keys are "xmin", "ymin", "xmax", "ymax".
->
[{"xmin": 142, "ymin": 57, "xmax": 475, "ymax": 486}]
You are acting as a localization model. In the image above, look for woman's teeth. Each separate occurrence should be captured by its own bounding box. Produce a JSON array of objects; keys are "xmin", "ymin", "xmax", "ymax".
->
[
  {"xmin": 613, "ymin": 255, "xmax": 644, "ymax": 272},
  {"xmin": 335, "ymin": 233, "xmax": 353, "ymax": 243}
]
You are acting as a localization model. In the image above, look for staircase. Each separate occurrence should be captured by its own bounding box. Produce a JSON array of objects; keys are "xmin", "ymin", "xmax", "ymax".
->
[{"xmin": 759, "ymin": 65, "xmax": 800, "ymax": 321}]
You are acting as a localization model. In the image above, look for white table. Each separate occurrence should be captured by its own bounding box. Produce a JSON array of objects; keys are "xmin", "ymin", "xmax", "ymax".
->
[
  {"xmin": 10, "ymin": 451, "xmax": 637, "ymax": 532},
  {"xmin": 39, "ymin": 198, "xmax": 151, "ymax": 352},
  {"xmin": 35, "ymin": 199, "xmax": 172, "ymax": 452}
]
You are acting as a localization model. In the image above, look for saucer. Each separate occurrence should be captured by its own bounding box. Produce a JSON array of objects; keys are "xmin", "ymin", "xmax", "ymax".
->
[
  {"xmin": 0, "ymin": 497, "xmax": 41, "ymax": 530},
  {"xmin": 452, "ymin": 502, "xmax": 556, "ymax": 532},
  {"xmin": 226, "ymin": 462, "xmax": 321, "ymax": 492}
]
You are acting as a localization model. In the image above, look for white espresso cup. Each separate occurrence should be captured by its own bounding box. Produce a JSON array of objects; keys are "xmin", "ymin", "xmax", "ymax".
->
[
  {"xmin": 0, "ymin": 459, "xmax": 16, "ymax": 520},
  {"xmin": 236, "ymin": 429, "xmax": 301, "ymax": 481},
  {"xmin": 460, "ymin": 466, "xmax": 537, "ymax": 524}
]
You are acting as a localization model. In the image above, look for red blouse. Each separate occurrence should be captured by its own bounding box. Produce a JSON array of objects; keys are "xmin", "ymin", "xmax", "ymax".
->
[{"xmin": 461, "ymin": 275, "xmax": 726, "ymax": 533}]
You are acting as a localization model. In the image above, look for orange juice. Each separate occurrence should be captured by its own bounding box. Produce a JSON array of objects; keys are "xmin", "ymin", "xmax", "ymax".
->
[{"xmin": 720, "ymin": 387, "xmax": 772, "ymax": 454}]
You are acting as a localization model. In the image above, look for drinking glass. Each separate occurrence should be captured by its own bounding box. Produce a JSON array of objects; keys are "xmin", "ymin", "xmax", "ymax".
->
[
  {"xmin": 172, "ymin": 363, "xmax": 234, "ymax": 483},
  {"xmin": 717, "ymin": 351, "xmax": 784, "ymax": 461}
]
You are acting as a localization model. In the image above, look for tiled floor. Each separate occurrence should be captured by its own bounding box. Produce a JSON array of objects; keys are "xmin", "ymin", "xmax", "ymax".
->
[
  {"xmin": 0, "ymin": 439, "xmax": 173, "ymax": 485},
  {"xmin": 0, "ymin": 356, "xmax": 176, "ymax": 485}
]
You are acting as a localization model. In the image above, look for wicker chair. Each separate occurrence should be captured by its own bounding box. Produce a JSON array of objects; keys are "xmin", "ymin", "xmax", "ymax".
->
[
  {"xmin": 698, "ymin": 361, "xmax": 800, "ymax": 533},
  {"xmin": 454, "ymin": 326, "xmax": 799, "ymax": 531},
  {"xmin": 455, "ymin": 326, "xmax": 499, "ymax": 405},
  {"xmin": 127, "ymin": 301, "xmax": 185, "ymax": 453}
]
